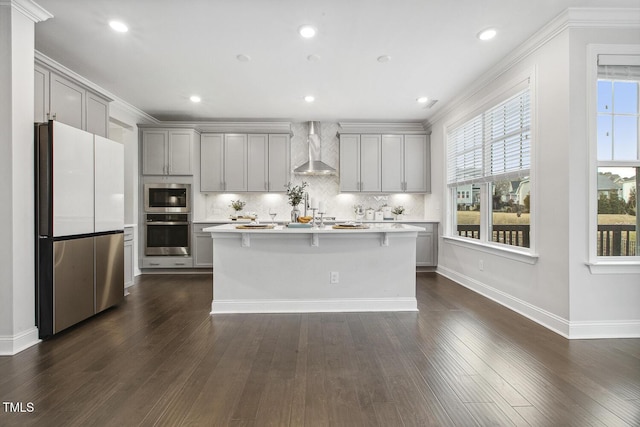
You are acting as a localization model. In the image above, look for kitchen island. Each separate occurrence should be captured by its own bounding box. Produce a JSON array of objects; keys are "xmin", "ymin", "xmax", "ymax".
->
[{"xmin": 203, "ymin": 223, "xmax": 424, "ymax": 314}]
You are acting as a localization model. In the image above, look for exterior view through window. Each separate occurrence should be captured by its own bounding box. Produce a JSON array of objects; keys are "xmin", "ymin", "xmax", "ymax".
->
[
  {"xmin": 448, "ymin": 84, "xmax": 531, "ymax": 249},
  {"xmin": 596, "ymin": 72, "xmax": 639, "ymax": 257}
]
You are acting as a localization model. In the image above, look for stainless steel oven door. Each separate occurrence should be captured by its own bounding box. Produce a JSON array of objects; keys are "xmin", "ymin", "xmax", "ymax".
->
[
  {"xmin": 145, "ymin": 214, "xmax": 191, "ymax": 256},
  {"xmin": 144, "ymin": 183, "xmax": 191, "ymax": 213}
]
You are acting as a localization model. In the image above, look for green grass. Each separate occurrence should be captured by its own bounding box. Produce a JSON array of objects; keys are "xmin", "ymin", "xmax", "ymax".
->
[
  {"xmin": 598, "ymin": 214, "xmax": 637, "ymax": 225},
  {"xmin": 457, "ymin": 211, "xmax": 530, "ymax": 225},
  {"xmin": 457, "ymin": 212, "xmax": 637, "ymax": 226}
]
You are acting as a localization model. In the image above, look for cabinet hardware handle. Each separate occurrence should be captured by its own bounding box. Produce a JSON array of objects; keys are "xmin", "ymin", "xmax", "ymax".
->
[
  {"xmin": 149, "ymin": 262, "xmax": 160, "ymax": 266},
  {"xmin": 52, "ymin": 113, "xmax": 57, "ymax": 120},
  {"xmin": 175, "ymin": 262, "xmax": 185, "ymax": 265}
]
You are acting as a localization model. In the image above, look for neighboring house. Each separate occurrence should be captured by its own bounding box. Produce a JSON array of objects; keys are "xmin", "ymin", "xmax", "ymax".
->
[
  {"xmin": 621, "ymin": 177, "xmax": 636, "ymax": 203},
  {"xmin": 456, "ymin": 184, "xmax": 480, "ymax": 210},
  {"xmin": 515, "ymin": 178, "xmax": 531, "ymax": 206},
  {"xmin": 598, "ymin": 173, "xmax": 623, "ymax": 198}
]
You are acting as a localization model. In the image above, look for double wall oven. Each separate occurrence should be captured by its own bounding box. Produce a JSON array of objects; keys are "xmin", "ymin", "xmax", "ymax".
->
[{"xmin": 144, "ymin": 183, "xmax": 191, "ymax": 256}]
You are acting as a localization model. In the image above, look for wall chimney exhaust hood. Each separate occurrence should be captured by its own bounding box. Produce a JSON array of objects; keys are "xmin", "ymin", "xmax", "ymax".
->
[{"xmin": 294, "ymin": 121, "xmax": 336, "ymax": 175}]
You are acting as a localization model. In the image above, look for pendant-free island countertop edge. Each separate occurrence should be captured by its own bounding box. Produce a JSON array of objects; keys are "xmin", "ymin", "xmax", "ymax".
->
[{"xmin": 202, "ymin": 223, "xmax": 425, "ymax": 234}]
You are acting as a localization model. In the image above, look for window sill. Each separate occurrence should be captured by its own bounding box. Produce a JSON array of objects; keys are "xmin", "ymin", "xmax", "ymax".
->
[
  {"xmin": 443, "ymin": 236, "xmax": 539, "ymax": 265},
  {"xmin": 587, "ymin": 261, "xmax": 640, "ymax": 275}
]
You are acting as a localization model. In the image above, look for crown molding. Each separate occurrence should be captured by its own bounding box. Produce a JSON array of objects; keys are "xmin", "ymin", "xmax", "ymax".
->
[
  {"xmin": 34, "ymin": 50, "xmax": 159, "ymax": 125},
  {"xmin": 1, "ymin": 0, "xmax": 52, "ymax": 22},
  {"xmin": 338, "ymin": 121, "xmax": 428, "ymax": 135},
  {"xmin": 424, "ymin": 7, "xmax": 640, "ymax": 129},
  {"xmin": 139, "ymin": 121, "xmax": 293, "ymax": 134}
]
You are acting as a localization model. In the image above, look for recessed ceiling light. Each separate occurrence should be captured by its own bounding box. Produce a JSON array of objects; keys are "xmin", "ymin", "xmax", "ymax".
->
[
  {"xmin": 236, "ymin": 54, "xmax": 251, "ymax": 62},
  {"xmin": 190, "ymin": 95, "xmax": 201, "ymax": 103},
  {"xmin": 304, "ymin": 95, "xmax": 315, "ymax": 103},
  {"xmin": 109, "ymin": 20, "xmax": 128, "ymax": 33},
  {"xmin": 417, "ymin": 96, "xmax": 429, "ymax": 103},
  {"xmin": 377, "ymin": 55, "xmax": 391, "ymax": 63},
  {"xmin": 477, "ymin": 28, "xmax": 497, "ymax": 41},
  {"xmin": 299, "ymin": 25, "xmax": 317, "ymax": 38}
]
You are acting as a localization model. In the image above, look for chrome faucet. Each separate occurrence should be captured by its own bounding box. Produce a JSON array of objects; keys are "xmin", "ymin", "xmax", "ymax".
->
[{"xmin": 303, "ymin": 192, "xmax": 309, "ymax": 217}]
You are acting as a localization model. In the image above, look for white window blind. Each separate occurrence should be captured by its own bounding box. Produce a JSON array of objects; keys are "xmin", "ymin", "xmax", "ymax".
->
[{"xmin": 447, "ymin": 88, "xmax": 531, "ymax": 186}]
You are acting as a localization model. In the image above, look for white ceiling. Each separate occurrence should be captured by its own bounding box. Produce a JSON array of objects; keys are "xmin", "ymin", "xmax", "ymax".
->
[{"xmin": 34, "ymin": 0, "xmax": 638, "ymax": 123}]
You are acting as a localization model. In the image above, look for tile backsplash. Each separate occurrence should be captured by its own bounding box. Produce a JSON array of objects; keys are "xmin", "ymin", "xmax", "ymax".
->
[{"xmin": 194, "ymin": 121, "xmax": 425, "ymax": 221}]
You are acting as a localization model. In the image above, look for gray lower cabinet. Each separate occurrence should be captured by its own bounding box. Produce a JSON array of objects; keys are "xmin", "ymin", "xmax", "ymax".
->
[
  {"xmin": 406, "ymin": 222, "xmax": 438, "ymax": 267},
  {"xmin": 141, "ymin": 257, "xmax": 193, "ymax": 268},
  {"xmin": 124, "ymin": 226, "xmax": 134, "ymax": 287},
  {"xmin": 193, "ymin": 223, "xmax": 222, "ymax": 268}
]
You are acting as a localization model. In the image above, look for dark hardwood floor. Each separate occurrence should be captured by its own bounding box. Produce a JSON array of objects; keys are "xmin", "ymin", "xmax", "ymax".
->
[{"xmin": 1, "ymin": 273, "xmax": 639, "ymax": 426}]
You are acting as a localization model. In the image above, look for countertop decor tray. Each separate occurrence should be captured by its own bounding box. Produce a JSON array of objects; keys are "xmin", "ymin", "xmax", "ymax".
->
[
  {"xmin": 235, "ymin": 224, "xmax": 275, "ymax": 229},
  {"xmin": 332, "ymin": 224, "xmax": 369, "ymax": 229}
]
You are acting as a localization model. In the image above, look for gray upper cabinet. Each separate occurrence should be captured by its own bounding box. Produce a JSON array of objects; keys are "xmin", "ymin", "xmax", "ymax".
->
[
  {"xmin": 142, "ymin": 129, "xmax": 195, "ymax": 176},
  {"xmin": 267, "ymin": 134, "xmax": 290, "ymax": 192},
  {"xmin": 34, "ymin": 64, "xmax": 49, "ymax": 123},
  {"xmin": 201, "ymin": 134, "xmax": 224, "ymax": 191},
  {"xmin": 404, "ymin": 134, "xmax": 430, "ymax": 192},
  {"xmin": 34, "ymin": 62, "xmax": 110, "ymax": 137},
  {"xmin": 381, "ymin": 135, "xmax": 404, "ymax": 192},
  {"xmin": 247, "ymin": 134, "xmax": 268, "ymax": 192},
  {"xmin": 86, "ymin": 92, "xmax": 109, "ymax": 137},
  {"xmin": 50, "ymin": 72, "xmax": 84, "ymax": 130},
  {"xmin": 381, "ymin": 134, "xmax": 430, "ymax": 193},
  {"xmin": 201, "ymin": 133, "xmax": 290, "ymax": 192},
  {"xmin": 341, "ymin": 132, "xmax": 429, "ymax": 193},
  {"xmin": 224, "ymin": 134, "xmax": 248, "ymax": 192},
  {"xmin": 339, "ymin": 134, "xmax": 381, "ymax": 192}
]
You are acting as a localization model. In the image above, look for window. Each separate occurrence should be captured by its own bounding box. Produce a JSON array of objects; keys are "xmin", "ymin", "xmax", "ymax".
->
[
  {"xmin": 447, "ymin": 84, "xmax": 532, "ymax": 250},
  {"xmin": 595, "ymin": 55, "xmax": 639, "ymax": 258}
]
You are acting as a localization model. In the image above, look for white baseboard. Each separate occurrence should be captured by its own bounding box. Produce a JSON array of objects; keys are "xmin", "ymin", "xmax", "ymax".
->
[
  {"xmin": 436, "ymin": 266, "xmax": 571, "ymax": 338},
  {"xmin": 569, "ymin": 320, "xmax": 640, "ymax": 339},
  {"xmin": 211, "ymin": 298, "xmax": 418, "ymax": 314},
  {"xmin": 436, "ymin": 266, "xmax": 640, "ymax": 339},
  {"xmin": 0, "ymin": 327, "xmax": 40, "ymax": 356}
]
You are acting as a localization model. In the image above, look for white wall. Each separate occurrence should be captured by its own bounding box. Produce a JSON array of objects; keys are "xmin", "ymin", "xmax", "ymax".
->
[
  {"xmin": 430, "ymin": 12, "xmax": 640, "ymax": 338},
  {"xmin": 0, "ymin": 3, "xmax": 47, "ymax": 355}
]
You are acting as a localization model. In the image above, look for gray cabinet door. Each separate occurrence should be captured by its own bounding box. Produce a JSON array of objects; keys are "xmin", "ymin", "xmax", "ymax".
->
[
  {"xmin": 142, "ymin": 130, "xmax": 168, "ymax": 175},
  {"xmin": 339, "ymin": 134, "xmax": 360, "ymax": 192},
  {"xmin": 224, "ymin": 134, "xmax": 248, "ymax": 192},
  {"xmin": 86, "ymin": 93, "xmax": 110, "ymax": 138},
  {"xmin": 50, "ymin": 72, "xmax": 84, "ymax": 130},
  {"xmin": 381, "ymin": 135, "xmax": 404, "ymax": 192},
  {"xmin": 34, "ymin": 64, "xmax": 49, "ymax": 123},
  {"xmin": 194, "ymin": 234, "xmax": 214, "ymax": 267},
  {"xmin": 247, "ymin": 134, "xmax": 268, "ymax": 191},
  {"xmin": 201, "ymin": 134, "xmax": 224, "ymax": 191},
  {"xmin": 268, "ymin": 134, "xmax": 290, "ymax": 192},
  {"xmin": 168, "ymin": 130, "xmax": 194, "ymax": 175},
  {"xmin": 404, "ymin": 134, "xmax": 430, "ymax": 192},
  {"xmin": 360, "ymin": 135, "xmax": 382, "ymax": 192}
]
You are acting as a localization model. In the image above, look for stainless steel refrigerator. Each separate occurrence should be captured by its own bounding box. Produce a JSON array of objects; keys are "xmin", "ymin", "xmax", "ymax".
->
[{"xmin": 35, "ymin": 120, "xmax": 125, "ymax": 339}]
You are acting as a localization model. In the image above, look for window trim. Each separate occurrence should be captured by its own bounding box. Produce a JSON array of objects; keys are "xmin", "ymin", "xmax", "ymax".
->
[
  {"xmin": 444, "ymin": 69, "xmax": 537, "ymax": 257},
  {"xmin": 587, "ymin": 44, "xmax": 640, "ymax": 271}
]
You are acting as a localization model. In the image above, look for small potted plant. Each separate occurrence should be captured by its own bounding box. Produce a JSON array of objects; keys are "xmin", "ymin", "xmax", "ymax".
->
[
  {"xmin": 285, "ymin": 181, "xmax": 308, "ymax": 222},
  {"xmin": 392, "ymin": 205, "xmax": 405, "ymax": 220},
  {"xmin": 229, "ymin": 200, "xmax": 246, "ymax": 218}
]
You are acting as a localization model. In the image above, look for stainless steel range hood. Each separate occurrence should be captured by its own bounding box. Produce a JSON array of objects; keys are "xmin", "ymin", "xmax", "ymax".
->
[{"xmin": 294, "ymin": 121, "xmax": 336, "ymax": 175}]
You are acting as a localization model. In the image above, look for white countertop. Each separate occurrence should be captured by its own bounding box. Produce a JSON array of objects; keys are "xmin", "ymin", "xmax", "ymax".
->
[
  {"xmin": 194, "ymin": 218, "xmax": 439, "ymax": 224},
  {"xmin": 203, "ymin": 223, "xmax": 425, "ymax": 234}
]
